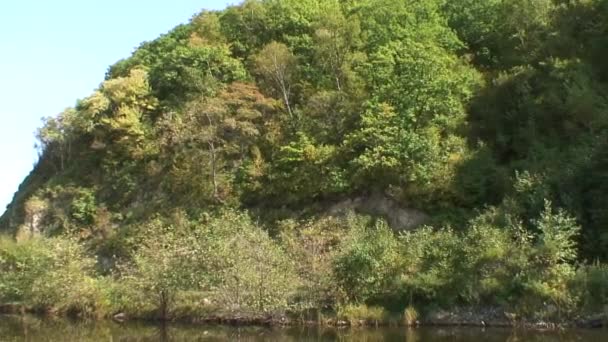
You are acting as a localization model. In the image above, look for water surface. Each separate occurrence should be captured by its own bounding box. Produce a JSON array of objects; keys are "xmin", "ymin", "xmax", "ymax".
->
[{"xmin": 1, "ymin": 315, "xmax": 607, "ymax": 341}]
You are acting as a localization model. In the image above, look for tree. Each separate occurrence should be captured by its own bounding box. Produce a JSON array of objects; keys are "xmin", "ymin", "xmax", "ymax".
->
[
  {"xmin": 441, "ymin": 0, "xmax": 502, "ymax": 66},
  {"xmin": 496, "ymin": 0, "xmax": 555, "ymax": 67},
  {"xmin": 312, "ymin": 4, "xmax": 361, "ymax": 91},
  {"xmin": 190, "ymin": 11, "xmax": 225, "ymax": 45},
  {"xmin": 353, "ymin": 0, "xmax": 462, "ymax": 52},
  {"xmin": 515, "ymin": 201, "xmax": 581, "ymax": 316},
  {"xmin": 265, "ymin": 132, "xmax": 347, "ymax": 204},
  {"xmin": 253, "ymin": 42, "xmax": 297, "ymax": 117},
  {"xmin": 78, "ymin": 68, "xmax": 158, "ymax": 158},
  {"xmin": 219, "ymin": 0, "xmax": 270, "ymax": 58},
  {"xmin": 121, "ymin": 216, "xmax": 211, "ymax": 320},
  {"xmin": 166, "ymin": 82, "xmax": 276, "ymax": 203},
  {"xmin": 37, "ymin": 108, "xmax": 79, "ymax": 171},
  {"xmin": 147, "ymin": 43, "xmax": 247, "ymax": 105},
  {"xmin": 346, "ymin": 38, "xmax": 480, "ymax": 198},
  {"xmin": 212, "ymin": 213, "xmax": 298, "ymax": 312}
]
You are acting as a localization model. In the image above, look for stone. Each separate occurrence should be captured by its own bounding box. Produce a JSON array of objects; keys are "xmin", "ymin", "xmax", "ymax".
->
[{"xmin": 327, "ymin": 192, "xmax": 429, "ymax": 231}]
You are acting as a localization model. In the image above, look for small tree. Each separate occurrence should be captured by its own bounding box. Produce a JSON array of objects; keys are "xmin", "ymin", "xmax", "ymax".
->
[
  {"xmin": 121, "ymin": 217, "xmax": 210, "ymax": 320},
  {"xmin": 207, "ymin": 211, "xmax": 298, "ymax": 313},
  {"xmin": 280, "ymin": 216, "xmax": 348, "ymax": 316},
  {"xmin": 37, "ymin": 108, "xmax": 79, "ymax": 171}
]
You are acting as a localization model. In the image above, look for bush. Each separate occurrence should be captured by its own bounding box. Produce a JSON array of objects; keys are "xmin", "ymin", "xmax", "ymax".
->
[
  {"xmin": 332, "ymin": 217, "xmax": 401, "ymax": 304},
  {"xmin": 118, "ymin": 210, "xmax": 299, "ymax": 319},
  {"xmin": 279, "ymin": 215, "xmax": 351, "ymax": 312},
  {"xmin": 117, "ymin": 214, "xmax": 214, "ymax": 319},
  {"xmin": 0, "ymin": 236, "xmax": 105, "ymax": 317},
  {"xmin": 205, "ymin": 210, "xmax": 299, "ymax": 313},
  {"xmin": 396, "ymin": 201, "xmax": 582, "ymax": 318},
  {"xmin": 69, "ymin": 188, "xmax": 97, "ymax": 225},
  {"xmin": 512, "ymin": 201, "xmax": 580, "ymax": 318},
  {"xmin": 398, "ymin": 226, "xmax": 461, "ymax": 306},
  {"xmin": 572, "ymin": 264, "xmax": 608, "ymax": 313}
]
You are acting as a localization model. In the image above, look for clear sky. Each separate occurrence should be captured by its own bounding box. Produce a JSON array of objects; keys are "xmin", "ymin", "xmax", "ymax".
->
[{"xmin": 0, "ymin": 0, "xmax": 235, "ymax": 215}]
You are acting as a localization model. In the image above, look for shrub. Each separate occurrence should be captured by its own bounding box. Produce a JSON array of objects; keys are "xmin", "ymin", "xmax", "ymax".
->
[
  {"xmin": 118, "ymin": 210, "xmax": 299, "ymax": 319},
  {"xmin": 0, "ymin": 236, "xmax": 105, "ymax": 317},
  {"xmin": 117, "ymin": 214, "xmax": 213, "ymax": 320},
  {"xmin": 69, "ymin": 188, "xmax": 97, "ymax": 225},
  {"xmin": 572, "ymin": 264, "xmax": 608, "ymax": 313},
  {"xmin": 206, "ymin": 210, "xmax": 299, "ymax": 313},
  {"xmin": 279, "ymin": 215, "xmax": 350, "ymax": 311},
  {"xmin": 397, "ymin": 201, "xmax": 581, "ymax": 317},
  {"xmin": 512, "ymin": 201, "xmax": 580, "ymax": 318},
  {"xmin": 398, "ymin": 226, "xmax": 461, "ymax": 306},
  {"xmin": 332, "ymin": 217, "xmax": 401, "ymax": 303}
]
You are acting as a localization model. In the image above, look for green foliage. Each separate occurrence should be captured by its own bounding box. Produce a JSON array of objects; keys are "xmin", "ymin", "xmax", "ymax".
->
[
  {"xmin": 118, "ymin": 215, "xmax": 211, "ymax": 319},
  {"xmin": 333, "ymin": 217, "xmax": 401, "ymax": 303},
  {"xmin": 280, "ymin": 215, "xmax": 350, "ymax": 310},
  {"xmin": 510, "ymin": 201, "xmax": 580, "ymax": 317},
  {"xmin": 312, "ymin": 2, "xmax": 361, "ymax": 91},
  {"xmin": 345, "ymin": 37, "xmax": 481, "ymax": 202},
  {"xmin": 454, "ymin": 144, "xmax": 507, "ymax": 207},
  {"xmin": 116, "ymin": 210, "xmax": 298, "ymax": 318},
  {"xmin": 392, "ymin": 203, "xmax": 582, "ymax": 317},
  {"xmin": 0, "ymin": 237, "xmax": 105, "ymax": 317},
  {"xmin": 148, "ymin": 43, "xmax": 247, "ymax": 105},
  {"xmin": 266, "ymin": 133, "xmax": 347, "ymax": 204},
  {"xmin": 353, "ymin": 0, "xmax": 461, "ymax": 52},
  {"xmin": 208, "ymin": 210, "xmax": 298, "ymax": 312},
  {"xmin": 572, "ymin": 264, "xmax": 608, "ymax": 313},
  {"xmin": 69, "ymin": 188, "xmax": 97, "ymax": 225}
]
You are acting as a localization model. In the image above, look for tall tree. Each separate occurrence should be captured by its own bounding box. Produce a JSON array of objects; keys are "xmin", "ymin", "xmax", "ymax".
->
[
  {"xmin": 312, "ymin": 4, "xmax": 361, "ymax": 91},
  {"xmin": 169, "ymin": 82, "xmax": 276, "ymax": 202},
  {"xmin": 253, "ymin": 42, "xmax": 297, "ymax": 117}
]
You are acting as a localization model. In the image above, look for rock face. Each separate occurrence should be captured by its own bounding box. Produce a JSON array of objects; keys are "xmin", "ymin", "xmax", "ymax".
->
[
  {"xmin": 15, "ymin": 196, "xmax": 49, "ymax": 238},
  {"xmin": 328, "ymin": 192, "xmax": 429, "ymax": 231}
]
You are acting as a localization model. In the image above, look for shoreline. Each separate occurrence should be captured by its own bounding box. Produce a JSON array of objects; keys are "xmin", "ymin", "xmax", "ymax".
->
[{"xmin": 2, "ymin": 304, "xmax": 605, "ymax": 330}]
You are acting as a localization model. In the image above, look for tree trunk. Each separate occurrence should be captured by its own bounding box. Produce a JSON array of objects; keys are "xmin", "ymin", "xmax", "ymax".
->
[
  {"xmin": 204, "ymin": 112, "xmax": 219, "ymax": 202},
  {"xmin": 208, "ymin": 141, "xmax": 218, "ymax": 201},
  {"xmin": 335, "ymin": 74, "xmax": 342, "ymax": 92},
  {"xmin": 279, "ymin": 80, "xmax": 293, "ymax": 117},
  {"xmin": 159, "ymin": 290, "xmax": 169, "ymax": 321}
]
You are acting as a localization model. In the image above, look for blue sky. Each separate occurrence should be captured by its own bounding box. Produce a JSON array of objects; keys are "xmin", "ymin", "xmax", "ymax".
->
[{"xmin": 0, "ymin": 0, "xmax": 234, "ymax": 215}]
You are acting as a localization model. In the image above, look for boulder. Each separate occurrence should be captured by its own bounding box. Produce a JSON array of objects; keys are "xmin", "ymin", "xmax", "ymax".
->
[{"xmin": 327, "ymin": 192, "xmax": 428, "ymax": 231}]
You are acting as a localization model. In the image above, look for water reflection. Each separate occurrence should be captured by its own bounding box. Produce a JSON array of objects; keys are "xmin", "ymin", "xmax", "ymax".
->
[{"xmin": 0, "ymin": 315, "xmax": 606, "ymax": 341}]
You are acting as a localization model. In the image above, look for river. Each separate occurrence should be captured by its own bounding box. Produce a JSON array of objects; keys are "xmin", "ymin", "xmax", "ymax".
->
[{"xmin": 1, "ymin": 315, "xmax": 607, "ymax": 341}]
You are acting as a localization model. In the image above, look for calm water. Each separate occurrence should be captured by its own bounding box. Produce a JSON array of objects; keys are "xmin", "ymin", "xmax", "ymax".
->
[{"xmin": 1, "ymin": 315, "xmax": 607, "ymax": 341}]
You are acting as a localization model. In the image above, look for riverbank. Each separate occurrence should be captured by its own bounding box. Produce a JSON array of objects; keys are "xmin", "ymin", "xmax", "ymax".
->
[
  {"xmin": 3, "ymin": 304, "xmax": 606, "ymax": 330},
  {"xmin": 2, "ymin": 315, "xmax": 608, "ymax": 342}
]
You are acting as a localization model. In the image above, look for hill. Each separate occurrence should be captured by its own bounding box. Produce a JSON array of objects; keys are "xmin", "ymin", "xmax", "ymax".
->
[{"xmin": 1, "ymin": 0, "xmax": 608, "ymax": 324}]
